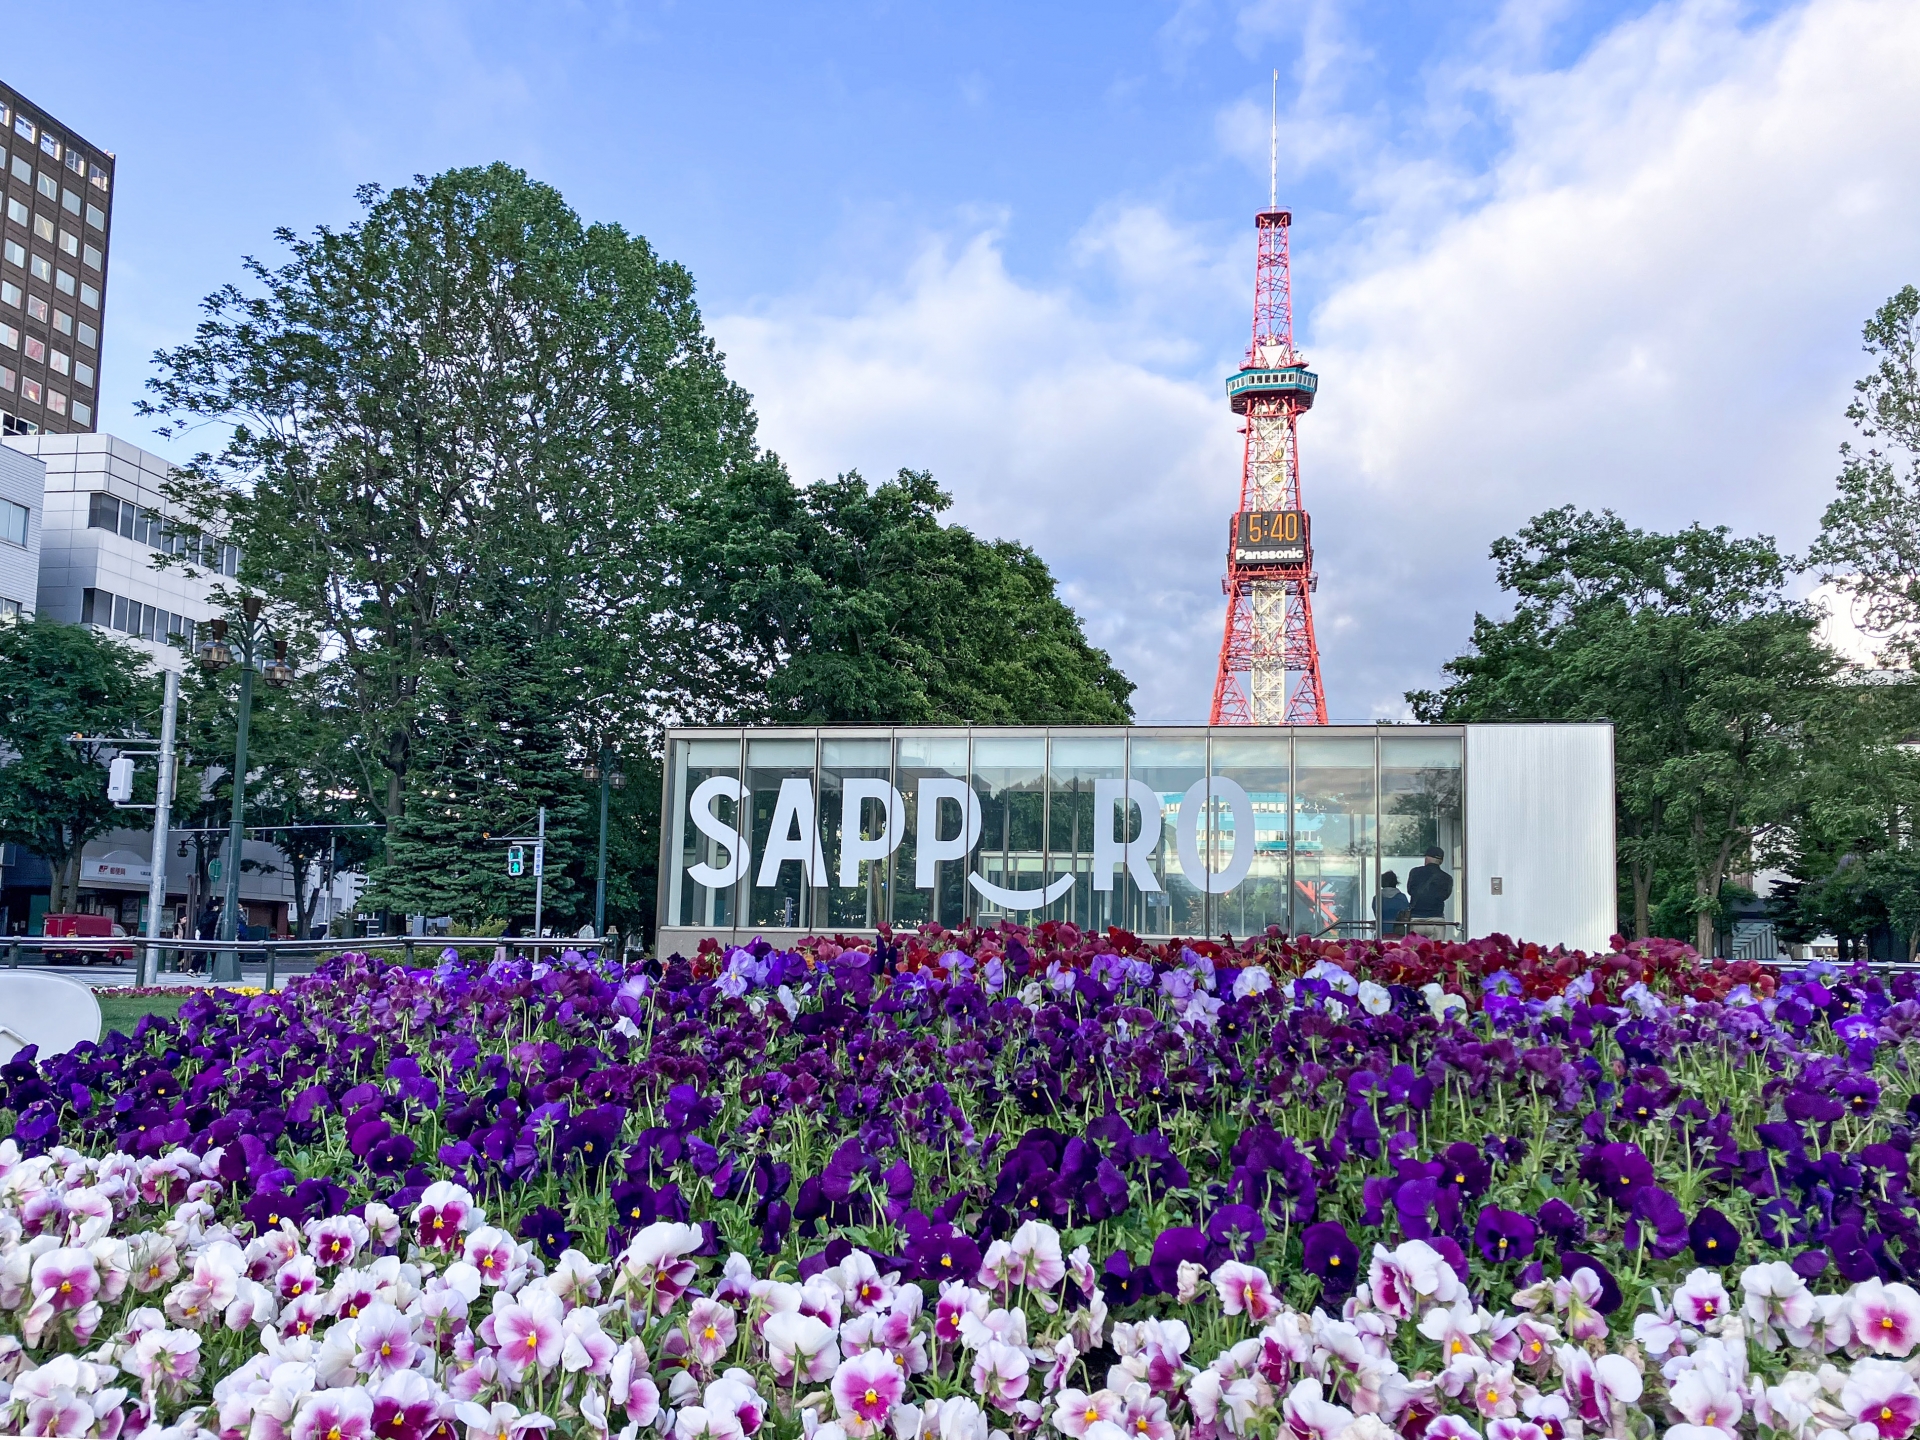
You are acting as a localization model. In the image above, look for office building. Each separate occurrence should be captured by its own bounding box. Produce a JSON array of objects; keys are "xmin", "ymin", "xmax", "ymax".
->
[
  {"xmin": 0, "ymin": 82, "xmax": 113, "ymax": 438},
  {"xmin": 0, "ymin": 439, "xmax": 40, "ymax": 613},
  {"xmin": 6, "ymin": 431, "xmax": 232, "ymax": 671}
]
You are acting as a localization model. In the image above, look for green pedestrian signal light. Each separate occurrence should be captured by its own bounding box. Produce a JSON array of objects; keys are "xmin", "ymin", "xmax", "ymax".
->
[{"xmin": 507, "ymin": 845, "xmax": 525, "ymax": 877}]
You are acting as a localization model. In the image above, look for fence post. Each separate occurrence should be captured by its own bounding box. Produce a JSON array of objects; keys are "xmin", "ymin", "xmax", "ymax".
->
[
  {"xmin": 6, "ymin": 941, "xmax": 17, "ymax": 969},
  {"xmin": 404, "ymin": 937, "xmax": 416, "ymax": 968},
  {"xmin": 264, "ymin": 944, "xmax": 278, "ymax": 994}
]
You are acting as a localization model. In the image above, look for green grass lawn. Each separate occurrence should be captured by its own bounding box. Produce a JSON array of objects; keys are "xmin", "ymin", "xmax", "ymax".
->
[{"xmin": 97, "ymin": 992, "xmax": 194, "ymax": 1038}]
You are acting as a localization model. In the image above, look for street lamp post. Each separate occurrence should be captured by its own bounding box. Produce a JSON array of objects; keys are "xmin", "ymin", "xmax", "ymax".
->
[
  {"xmin": 199, "ymin": 596, "xmax": 292, "ymax": 981},
  {"xmin": 582, "ymin": 747, "xmax": 624, "ymax": 938}
]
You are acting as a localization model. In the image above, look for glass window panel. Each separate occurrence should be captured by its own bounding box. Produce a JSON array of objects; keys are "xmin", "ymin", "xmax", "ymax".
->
[
  {"xmin": 746, "ymin": 737, "xmax": 819, "ymax": 930},
  {"xmin": 816, "ymin": 737, "xmax": 896, "ymax": 930},
  {"xmin": 1292, "ymin": 736, "xmax": 1377, "ymax": 938},
  {"xmin": 969, "ymin": 736, "xmax": 1048, "ymax": 923},
  {"xmin": 1381, "ymin": 735, "xmax": 1463, "ymax": 938},
  {"xmin": 669, "ymin": 737, "xmax": 744, "ymax": 932},
  {"xmin": 1124, "ymin": 736, "xmax": 1208, "ymax": 937},
  {"xmin": 1044, "ymin": 735, "xmax": 1125, "ymax": 928},
  {"xmin": 892, "ymin": 735, "xmax": 970, "ymax": 929},
  {"xmin": 1210, "ymin": 737, "xmax": 1292, "ymax": 939}
]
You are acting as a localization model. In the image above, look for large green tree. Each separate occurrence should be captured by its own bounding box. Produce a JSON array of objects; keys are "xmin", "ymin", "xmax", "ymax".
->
[
  {"xmin": 141, "ymin": 164, "xmax": 779, "ymax": 826},
  {"xmin": 1811, "ymin": 285, "xmax": 1920, "ymax": 664},
  {"xmin": 1410, "ymin": 508, "xmax": 1837, "ymax": 950},
  {"xmin": 0, "ymin": 619, "xmax": 157, "ymax": 914}
]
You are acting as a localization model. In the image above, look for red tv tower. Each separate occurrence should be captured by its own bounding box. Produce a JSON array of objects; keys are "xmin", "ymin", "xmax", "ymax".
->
[{"xmin": 1209, "ymin": 76, "xmax": 1327, "ymax": 725}]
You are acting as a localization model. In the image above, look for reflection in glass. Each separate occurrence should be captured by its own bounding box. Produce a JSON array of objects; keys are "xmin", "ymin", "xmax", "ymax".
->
[
  {"xmin": 816, "ymin": 737, "xmax": 896, "ymax": 929},
  {"xmin": 1381, "ymin": 736, "xmax": 1463, "ymax": 937},
  {"xmin": 970, "ymin": 736, "xmax": 1048, "ymax": 921},
  {"xmin": 1292, "ymin": 737, "xmax": 1376, "ymax": 937},
  {"xmin": 893, "ymin": 735, "xmax": 970, "ymax": 928},
  {"xmin": 1211, "ymin": 737, "xmax": 1291, "ymax": 937},
  {"xmin": 1045, "ymin": 735, "xmax": 1125, "ymax": 928},
  {"xmin": 746, "ymin": 738, "xmax": 818, "ymax": 930},
  {"xmin": 670, "ymin": 737, "xmax": 744, "ymax": 929},
  {"xmin": 1125, "ymin": 737, "xmax": 1207, "ymax": 937}
]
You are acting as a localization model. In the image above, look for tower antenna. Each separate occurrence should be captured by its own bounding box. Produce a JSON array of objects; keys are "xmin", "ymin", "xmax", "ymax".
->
[{"xmin": 1270, "ymin": 69, "xmax": 1278, "ymax": 211}]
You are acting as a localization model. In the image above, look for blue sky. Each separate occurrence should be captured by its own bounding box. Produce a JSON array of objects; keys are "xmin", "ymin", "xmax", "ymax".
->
[{"xmin": 16, "ymin": 0, "xmax": 1919, "ymax": 719}]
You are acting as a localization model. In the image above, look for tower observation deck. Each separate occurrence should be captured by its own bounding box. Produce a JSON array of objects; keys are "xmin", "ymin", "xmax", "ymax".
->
[{"xmin": 1209, "ymin": 205, "xmax": 1328, "ymax": 725}]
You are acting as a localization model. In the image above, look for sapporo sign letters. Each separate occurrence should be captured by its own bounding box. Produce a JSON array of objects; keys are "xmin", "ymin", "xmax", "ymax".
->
[{"xmin": 684, "ymin": 775, "xmax": 1262, "ymax": 911}]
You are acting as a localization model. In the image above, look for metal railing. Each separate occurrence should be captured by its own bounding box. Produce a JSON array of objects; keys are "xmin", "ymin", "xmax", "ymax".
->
[
  {"xmin": 2, "ymin": 935, "xmax": 616, "ymax": 991},
  {"xmin": 1314, "ymin": 918, "xmax": 1464, "ymax": 940}
]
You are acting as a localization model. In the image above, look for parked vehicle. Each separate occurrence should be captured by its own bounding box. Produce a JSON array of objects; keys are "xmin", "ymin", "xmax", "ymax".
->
[{"xmin": 39, "ymin": 914, "xmax": 135, "ymax": 966}]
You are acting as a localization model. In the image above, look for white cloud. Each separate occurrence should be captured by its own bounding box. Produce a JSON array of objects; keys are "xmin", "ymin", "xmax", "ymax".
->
[{"xmin": 715, "ymin": 0, "xmax": 1920, "ymax": 723}]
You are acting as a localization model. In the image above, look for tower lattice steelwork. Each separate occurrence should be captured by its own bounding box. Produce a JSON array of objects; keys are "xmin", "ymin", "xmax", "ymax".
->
[{"xmin": 1208, "ymin": 203, "xmax": 1327, "ymax": 725}]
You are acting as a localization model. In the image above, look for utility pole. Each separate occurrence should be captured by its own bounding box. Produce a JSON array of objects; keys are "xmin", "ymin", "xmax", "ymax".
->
[
  {"xmin": 199, "ymin": 597, "xmax": 292, "ymax": 981},
  {"xmin": 533, "ymin": 804, "xmax": 546, "ymax": 939},
  {"xmin": 140, "ymin": 669, "xmax": 179, "ymax": 986}
]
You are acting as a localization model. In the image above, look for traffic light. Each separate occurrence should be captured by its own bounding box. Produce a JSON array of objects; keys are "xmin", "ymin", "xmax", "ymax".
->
[
  {"xmin": 107, "ymin": 755, "xmax": 135, "ymax": 804},
  {"xmin": 507, "ymin": 845, "xmax": 525, "ymax": 877}
]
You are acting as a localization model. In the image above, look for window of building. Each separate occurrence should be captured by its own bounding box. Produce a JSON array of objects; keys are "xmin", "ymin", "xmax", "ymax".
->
[
  {"xmin": 2, "ymin": 240, "xmax": 22, "ymax": 267},
  {"xmin": 12, "ymin": 117, "xmax": 31, "ymax": 142},
  {"xmin": 39, "ymin": 132, "xmax": 57, "ymax": 158},
  {"xmin": 1, "ymin": 282, "xmax": 18, "ymax": 306},
  {"xmin": 82, "ymin": 244, "xmax": 99, "ymax": 270},
  {"xmin": 26, "ymin": 296, "xmax": 47, "ymax": 322},
  {"xmin": 87, "ymin": 491, "xmax": 118, "ymax": 530},
  {"xmin": 0, "ymin": 496, "xmax": 26, "ymax": 546},
  {"xmin": 60, "ymin": 189, "xmax": 78, "ymax": 216},
  {"xmin": 74, "ymin": 362, "xmax": 91, "ymax": 387},
  {"xmin": 220, "ymin": 543, "xmax": 239, "ymax": 577},
  {"xmin": 0, "ymin": 412, "xmax": 37, "ymax": 436},
  {"xmin": 58, "ymin": 230, "xmax": 76, "ymax": 257},
  {"xmin": 31, "ymin": 214, "xmax": 51, "ymax": 242},
  {"xmin": 44, "ymin": 388, "xmax": 61, "ymax": 415},
  {"xmin": 29, "ymin": 255, "xmax": 49, "ymax": 281},
  {"xmin": 79, "ymin": 283, "xmax": 96, "ymax": 309},
  {"xmin": 54, "ymin": 268, "xmax": 73, "ymax": 295},
  {"xmin": 0, "ymin": 598, "xmax": 21, "ymax": 618},
  {"xmin": 76, "ymin": 322, "xmax": 93, "ymax": 347},
  {"xmin": 23, "ymin": 336, "xmax": 43, "ymax": 363},
  {"xmin": 85, "ymin": 203, "xmax": 104, "ymax": 229},
  {"xmin": 89, "ymin": 170, "xmax": 108, "ymax": 193},
  {"xmin": 49, "ymin": 349, "xmax": 67, "ymax": 375},
  {"xmin": 4, "ymin": 199, "xmax": 23, "ymax": 226},
  {"xmin": 110, "ymin": 592, "xmax": 127, "ymax": 630},
  {"xmin": 64, "ymin": 150, "xmax": 82, "ymax": 175},
  {"xmin": 72, "ymin": 401, "xmax": 89, "ymax": 426},
  {"xmin": 0, "ymin": 323, "xmax": 15, "ymax": 348},
  {"xmin": 52, "ymin": 309, "xmax": 68, "ymax": 335},
  {"xmin": 19, "ymin": 378, "xmax": 38, "ymax": 403},
  {"xmin": 9, "ymin": 157, "xmax": 30, "ymax": 184},
  {"xmin": 36, "ymin": 173, "xmax": 57, "ymax": 201},
  {"xmin": 0, "ymin": 366, "xmax": 13, "ymax": 392}
]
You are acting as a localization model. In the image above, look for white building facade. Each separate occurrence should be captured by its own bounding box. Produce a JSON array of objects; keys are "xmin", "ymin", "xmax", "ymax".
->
[
  {"xmin": 6, "ymin": 431, "xmax": 235, "ymax": 671},
  {"xmin": 0, "ymin": 440, "xmax": 41, "ymax": 615}
]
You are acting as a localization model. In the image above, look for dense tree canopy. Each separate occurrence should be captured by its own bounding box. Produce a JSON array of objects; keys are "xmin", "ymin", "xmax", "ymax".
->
[
  {"xmin": 0, "ymin": 619, "xmax": 157, "ymax": 915},
  {"xmin": 677, "ymin": 466, "xmax": 1134, "ymax": 726},
  {"xmin": 1812, "ymin": 285, "xmax": 1920, "ymax": 665},
  {"xmin": 1410, "ymin": 507, "xmax": 1836, "ymax": 949}
]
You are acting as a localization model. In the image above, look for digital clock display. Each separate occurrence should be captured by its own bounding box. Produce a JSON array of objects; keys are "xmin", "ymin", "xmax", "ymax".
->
[{"xmin": 1234, "ymin": 509, "xmax": 1309, "ymax": 564}]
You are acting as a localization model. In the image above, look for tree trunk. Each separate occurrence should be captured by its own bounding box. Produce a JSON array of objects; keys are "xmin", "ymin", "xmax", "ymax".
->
[{"xmin": 1632, "ymin": 860, "xmax": 1652, "ymax": 940}]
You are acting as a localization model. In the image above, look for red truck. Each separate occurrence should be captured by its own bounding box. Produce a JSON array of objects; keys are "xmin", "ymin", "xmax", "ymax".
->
[{"xmin": 40, "ymin": 914, "xmax": 136, "ymax": 966}]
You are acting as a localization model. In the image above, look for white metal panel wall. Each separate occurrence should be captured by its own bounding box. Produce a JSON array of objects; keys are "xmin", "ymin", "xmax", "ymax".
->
[{"xmin": 1464, "ymin": 724, "xmax": 1616, "ymax": 952}]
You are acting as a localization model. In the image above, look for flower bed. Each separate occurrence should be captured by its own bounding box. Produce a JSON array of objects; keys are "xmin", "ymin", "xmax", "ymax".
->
[{"xmin": 0, "ymin": 927, "xmax": 1909, "ymax": 1440}]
